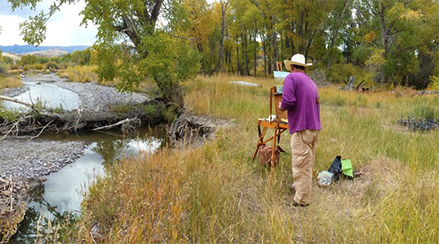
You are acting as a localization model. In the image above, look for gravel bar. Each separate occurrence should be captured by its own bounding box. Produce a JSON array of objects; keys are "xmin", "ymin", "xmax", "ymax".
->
[{"xmin": 0, "ymin": 139, "xmax": 85, "ymax": 180}]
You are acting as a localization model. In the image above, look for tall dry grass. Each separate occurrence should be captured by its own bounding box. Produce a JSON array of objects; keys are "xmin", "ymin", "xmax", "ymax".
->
[
  {"xmin": 0, "ymin": 75, "xmax": 22, "ymax": 90},
  {"xmin": 63, "ymin": 74, "xmax": 439, "ymax": 243},
  {"xmin": 58, "ymin": 65, "xmax": 99, "ymax": 83}
]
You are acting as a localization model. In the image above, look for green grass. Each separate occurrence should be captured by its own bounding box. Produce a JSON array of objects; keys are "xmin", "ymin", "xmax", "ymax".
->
[{"xmin": 59, "ymin": 75, "xmax": 439, "ymax": 243}]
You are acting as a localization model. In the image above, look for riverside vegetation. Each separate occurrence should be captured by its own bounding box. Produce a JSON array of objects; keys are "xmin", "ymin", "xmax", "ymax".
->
[{"xmin": 31, "ymin": 74, "xmax": 438, "ymax": 243}]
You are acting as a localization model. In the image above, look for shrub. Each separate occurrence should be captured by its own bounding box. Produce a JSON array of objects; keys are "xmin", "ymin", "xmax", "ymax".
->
[
  {"xmin": 34, "ymin": 63, "xmax": 44, "ymax": 70},
  {"xmin": 0, "ymin": 109, "xmax": 20, "ymax": 122},
  {"xmin": 46, "ymin": 62, "xmax": 60, "ymax": 70},
  {"xmin": 9, "ymin": 64, "xmax": 19, "ymax": 70},
  {"xmin": 19, "ymin": 55, "xmax": 37, "ymax": 66}
]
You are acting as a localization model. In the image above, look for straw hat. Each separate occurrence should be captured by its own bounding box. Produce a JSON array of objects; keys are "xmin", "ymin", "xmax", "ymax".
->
[{"xmin": 284, "ymin": 54, "xmax": 312, "ymax": 69}]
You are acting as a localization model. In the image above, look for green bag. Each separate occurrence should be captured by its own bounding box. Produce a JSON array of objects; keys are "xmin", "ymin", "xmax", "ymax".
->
[{"xmin": 341, "ymin": 159, "xmax": 353, "ymax": 178}]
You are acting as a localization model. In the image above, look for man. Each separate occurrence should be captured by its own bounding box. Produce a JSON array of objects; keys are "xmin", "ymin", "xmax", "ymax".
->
[{"xmin": 278, "ymin": 54, "xmax": 321, "ymax": 207}]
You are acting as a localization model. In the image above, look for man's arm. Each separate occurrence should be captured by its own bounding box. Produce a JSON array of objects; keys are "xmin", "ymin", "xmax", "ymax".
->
[
  {"xmin": 278, "ymin": 102, "xmax": 286, "ymax": 111},
  {"xmin": 279, "ymin": 75, "xmax": 296, "ymax": 111}
]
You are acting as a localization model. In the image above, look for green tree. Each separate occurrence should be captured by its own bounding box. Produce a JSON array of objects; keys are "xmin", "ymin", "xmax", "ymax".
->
[
  {"xmin": 69, "ymin": 48, "xmax": 92, "ymax": 66},
  {"xmin": 19, "ymin": 55, "xmax": 38, "ymax": 66},
  {"xmin": 353, "ymin": 0, "xmax": 439, "ymax": 86},
  {"xmin": 167, "ymin": 0, "xmax": 219, "ymax": 76},
  {"xmin": 9, "ymin": 0, "xmax": 200, "ymax": 104}
]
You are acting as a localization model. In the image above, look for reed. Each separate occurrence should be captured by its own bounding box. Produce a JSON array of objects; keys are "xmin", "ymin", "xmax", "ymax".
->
[{"xmin": 63, "ymin": 74, "xmax": 439, "ymax": 243}]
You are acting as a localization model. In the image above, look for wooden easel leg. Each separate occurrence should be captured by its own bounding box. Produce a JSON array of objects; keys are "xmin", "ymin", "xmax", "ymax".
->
[
  {"xmin": 252, "ymin": 126, "xmax": 268, "ymax": 162},
  {"xmin": 270, "ymin": 123, "xmax": 279, "ymax": 167},
  {"xmin": 312, "ymin": 169, "xmax": 318, "ymax": 182}
]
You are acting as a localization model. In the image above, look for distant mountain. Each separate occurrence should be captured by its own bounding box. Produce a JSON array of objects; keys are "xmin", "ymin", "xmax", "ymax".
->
[{"xmin": 0, "ymin": 45, "xmax": 90, "ymax": 54}]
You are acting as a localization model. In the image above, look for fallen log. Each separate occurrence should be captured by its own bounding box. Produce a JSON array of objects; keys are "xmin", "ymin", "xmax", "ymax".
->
[
  {"xmin": 0, "ymin": 95, "xmax": 33, "ymax": 108},
  {"xmin": 93, "ymin": 118, "xmax": 140, "ymax": 131}
]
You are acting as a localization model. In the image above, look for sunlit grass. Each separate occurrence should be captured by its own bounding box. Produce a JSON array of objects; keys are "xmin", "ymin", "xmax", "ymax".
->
[
  {"xmin": 65, "ymin": 74, "xmax": 439, "ymax": 243},
  {"xmin": 0, "ymin": 75, "xmax": 22, "ymax": 90},
  {"xmin": 58, "ymin": 65, "xmax": 99, "ymax": 83}
]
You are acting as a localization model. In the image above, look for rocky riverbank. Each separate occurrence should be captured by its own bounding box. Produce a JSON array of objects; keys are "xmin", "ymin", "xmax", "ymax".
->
[
  {"xmin": 0, "ymin": 73, "xmax": 154, "ymax": 242},
  {"xmin": 0, "ymin": 139, "xmax": 85, "ymax": 180}
]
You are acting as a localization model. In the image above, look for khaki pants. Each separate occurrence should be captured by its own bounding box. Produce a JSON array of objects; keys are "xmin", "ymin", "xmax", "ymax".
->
[{"xmin": 291, "ymin": 129, "xmax": 319, "ymax": 205}]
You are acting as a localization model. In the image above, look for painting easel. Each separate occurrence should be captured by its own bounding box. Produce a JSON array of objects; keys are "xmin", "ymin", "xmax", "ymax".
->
[
  {"xmin": 251, "ymin": 86, "xmax": 319, "ymax": 181},
  {"xmin": 251, "ymin": 86, "xmax": 288, "ymax": 167}
]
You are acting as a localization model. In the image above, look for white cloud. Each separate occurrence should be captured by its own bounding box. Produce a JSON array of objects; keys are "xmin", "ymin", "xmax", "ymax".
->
[
  {"xmin": 0, "ymin": 0, "xmax": 97, "ymax": 46},
  {"xmin": 0, "ymin": 14, "xmax": 26, "ymax": 45}
]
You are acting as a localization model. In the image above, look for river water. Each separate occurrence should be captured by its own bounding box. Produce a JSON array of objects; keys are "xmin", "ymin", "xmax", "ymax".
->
[
  {"xmin": 9, "ymin": 127, "xmax": 169, "ymax": 243},
  {"xmin": 3, "ymin": 78, "xmax": 168, "ymax": 243},
  {"xmin": 2, "ymin": 80, "xmax": 81, "ymax": 111}
]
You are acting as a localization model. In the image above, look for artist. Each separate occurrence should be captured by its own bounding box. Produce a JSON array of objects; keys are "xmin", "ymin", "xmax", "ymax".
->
[{"xmin": 278, "ymin": 54, "xmax": 321, "ymax": 207}]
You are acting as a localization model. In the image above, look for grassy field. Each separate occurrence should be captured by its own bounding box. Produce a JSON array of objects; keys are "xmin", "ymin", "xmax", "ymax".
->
[{"xmin": 59, "ymin": 74, "xmax": 439, "ymax": 243}]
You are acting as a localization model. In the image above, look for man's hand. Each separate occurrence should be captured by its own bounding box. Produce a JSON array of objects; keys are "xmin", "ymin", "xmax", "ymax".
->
[{"xmin": 278, "ymin": 102, "xmax": 286, "ymax": 111}]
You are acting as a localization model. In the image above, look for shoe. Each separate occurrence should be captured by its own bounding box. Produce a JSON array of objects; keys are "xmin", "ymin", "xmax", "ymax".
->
[{"xmin": 291, "ymin": 200, "xmax": 309, "ymax": 207}]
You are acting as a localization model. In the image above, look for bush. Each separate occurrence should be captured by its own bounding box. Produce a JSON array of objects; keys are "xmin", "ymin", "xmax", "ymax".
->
[
  {"xmin": 46, "ymin": 62, "xmax": 60, "ymax": 70},
  {"xmin": 19, "ymin": 55, "xmax": 37, "ymax": 66},
  {"xmin": 328, "ymin": 63, "xmax": 372, "ymax": 86},
  {"xmin": 0, "ymin": 109, "xmax": 20, "ymax": 122},
  {"xmin": 9, "ymin": 64, "xmax": 19, "ymax": 70},
  {"xmin": 0, "ymin": 65, "xmax": 7, "ymax": 75},
  {"xmin": 34, "ymin": 63, "xmax": 44, "ymax": 70}
]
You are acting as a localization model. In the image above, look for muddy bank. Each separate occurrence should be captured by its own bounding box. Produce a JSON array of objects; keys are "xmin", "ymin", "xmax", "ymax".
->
[{"xmin": 168, "ymin": 112, "xmax": 233, "ymax": 147}]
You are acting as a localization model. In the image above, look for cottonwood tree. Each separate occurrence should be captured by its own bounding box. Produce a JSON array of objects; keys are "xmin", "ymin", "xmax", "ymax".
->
[
  {"xmin": 8, "ymin": 0, "xmax": 200, "ymax": 105},
  {"xmin": 352, "ymin": 0, "xmax": 439, "ymax": 88}
]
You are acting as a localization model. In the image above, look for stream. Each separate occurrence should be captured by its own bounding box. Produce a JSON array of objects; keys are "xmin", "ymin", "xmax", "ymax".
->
[
  {"xmin": 1, "ymin": 76, "xmax": 169, "ymax": 243},
  {"xmin": 2, "ymin": 79, "xmax": 81, "ymax": 110},
  {"xmin": 9, "ymin": 126, "xmax": 169, "ymax": 243}
]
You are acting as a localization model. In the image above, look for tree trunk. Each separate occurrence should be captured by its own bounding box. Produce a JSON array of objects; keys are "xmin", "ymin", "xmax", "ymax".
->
[
  {"xmin": 218, "ymin": 1, "xmax": 229, "ymax": 73},
  {"xmin": 378, "ymin": 2, "xmax": 396, "ymax": 84},
  {"xmin": 236, "ymin": 41, "xmax": 240, "ymax": 76},
  {"xmin": 327, "ymin": 0, "xmax": 351, "ymax": 70},
  {"xmin": 416, "ymin": 46, "xmax": 436, "ymax": 89},
  {"xmin": 254, "ymin": 37, "xmax": 257, "ymax": 77},
  {"xmin": 263, "ymin": 41, "xmax": 267, "ymax": 77}
]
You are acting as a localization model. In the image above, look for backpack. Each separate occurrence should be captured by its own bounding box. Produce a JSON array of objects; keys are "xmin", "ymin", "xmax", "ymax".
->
[
  {"xmin": 258, "ymin": 144, "xmax": 285, "ymax": 167},
  {"xmin": 328, "ymin": 155, "xmax": 353, "ymax": 181}
]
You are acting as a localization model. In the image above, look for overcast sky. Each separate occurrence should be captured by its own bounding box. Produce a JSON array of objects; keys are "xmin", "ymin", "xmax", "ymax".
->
[
  {"xmin": 0, "ymin": 0, "xmax": 98, "ymax": 46},
  {"xmin": 0, "ymin": 0, "xmax": 218, "ymax": 47}
]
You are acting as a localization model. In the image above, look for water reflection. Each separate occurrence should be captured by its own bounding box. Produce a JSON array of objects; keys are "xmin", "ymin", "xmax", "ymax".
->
[
  {"xmin": 9, "ymin": 126, "xmax": 168, "ymax": 243},
  {"xmin": 41, "ymin": 145, "xmax": 104, "ymax": 213}
]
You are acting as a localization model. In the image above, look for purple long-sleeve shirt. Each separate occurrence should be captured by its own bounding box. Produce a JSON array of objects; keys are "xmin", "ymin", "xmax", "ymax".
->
[{"xmin": 280, "ymin": 72, "xmax": 321, "ymax": 134}]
